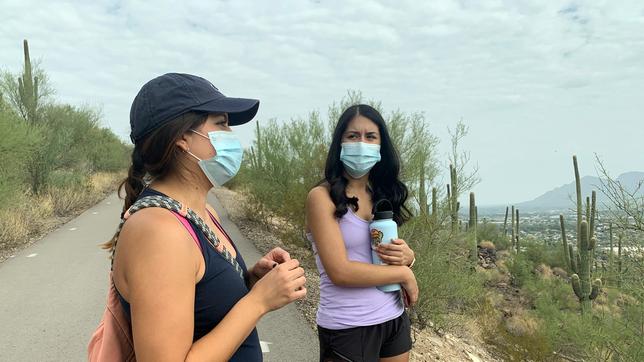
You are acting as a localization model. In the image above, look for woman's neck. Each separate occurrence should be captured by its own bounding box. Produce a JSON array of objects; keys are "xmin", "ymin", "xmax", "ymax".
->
[
  {"xmin": 345, "ymin": 173, "xmax": 370, "ymax": 195},
  {"xmin": 149, "ymin": 173, "xmax": 211, "ymax": 215}
]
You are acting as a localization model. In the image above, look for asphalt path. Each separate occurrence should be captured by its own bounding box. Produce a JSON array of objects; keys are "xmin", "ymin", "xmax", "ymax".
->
[{"xmin": 0, "ymin": 191, "xmax": 318, "ymax": 361}]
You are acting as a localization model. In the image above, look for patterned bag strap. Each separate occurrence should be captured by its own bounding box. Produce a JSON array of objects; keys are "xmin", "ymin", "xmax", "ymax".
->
[{"xmin": 111, "ymin": 195, "xmax": 244, "ymax": 280}]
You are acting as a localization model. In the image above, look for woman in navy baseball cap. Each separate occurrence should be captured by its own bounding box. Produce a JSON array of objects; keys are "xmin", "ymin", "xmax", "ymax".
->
[{"xmin": 105, "ymin": 73, "xmax": 306, "ymax": 361}]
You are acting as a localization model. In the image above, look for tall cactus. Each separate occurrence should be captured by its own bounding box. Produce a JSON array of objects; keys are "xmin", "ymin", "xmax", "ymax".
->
[
  {"xmin": 567, "ymin": 156, "xmax": 602, "ymax": 314},
  {"xmin": 571, "ymin": 221, "xmax": 602, "ymax": 315},
  {"xmin": 503, "ymin": 206, "xmax": 509, "ymax": 237},
  {"xmin": 431, "ymin": 187, "xmax": 437, "ymax": 219},
  {"xmin": 475, "ymin": 206, "xmax": 478, "ymax": 225},
  {"xmin": 560, "ymin": 214, "xmax": 571, "ymax": 270},
  {"xmin": 511, "ymin": 205, "xmax": 516, "ymax": 251},
  {"xmin": 573, "ymin": 155, "xmax": 583, "ymax": 239},
  {"xmin": 449, "ymin": 164, "xmax": 458, "ymax": 232},
  {"xmin": 515, "ymin": 209, "xmax": 520, "ymax": 253},
  {"xmin": 469, "ymin": 192, "xmax": 477, "ymax": 260},
  {"xmin": 18, "ymin": 39, "xmax": 39, "ymax": 123},
  {"xmin": 589, "ymin": 191, "xmax": 597, "ymax": 261},
  {"xmin": 468, "ymin": 192, "xmax": 476, "ymax": 229},
  {"xmin": 585, "ymin": 196, "xmax": 591, "ymax": 228}
]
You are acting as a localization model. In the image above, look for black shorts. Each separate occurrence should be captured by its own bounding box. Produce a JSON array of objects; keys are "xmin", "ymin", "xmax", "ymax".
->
[{"xmin": 318, "ymin": 312, "xmax": 412, "ymax": 362}]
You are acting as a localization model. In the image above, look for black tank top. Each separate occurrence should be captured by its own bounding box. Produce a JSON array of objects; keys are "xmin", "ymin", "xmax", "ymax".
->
[{"xmin": 116, "ymin": 188, "xmax": 262, "ymax": 361}]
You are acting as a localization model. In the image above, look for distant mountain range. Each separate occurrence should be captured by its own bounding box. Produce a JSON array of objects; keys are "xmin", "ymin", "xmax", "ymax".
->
[{"xmin": 515, "ymin": 171, "xmax": 644, "ymax": 211}]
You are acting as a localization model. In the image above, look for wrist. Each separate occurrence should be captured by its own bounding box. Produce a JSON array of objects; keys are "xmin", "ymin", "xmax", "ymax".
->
[
  {"xmin": 400, "ymin": 266, "xmax": 414, "ymax": 284},
  {"xmin": 244, "ymin": 290, "xmax": 269, "ymax": 316},
  {"xmin": 408, "ymin": 256, "xmax": 416, "ymax": 268}
]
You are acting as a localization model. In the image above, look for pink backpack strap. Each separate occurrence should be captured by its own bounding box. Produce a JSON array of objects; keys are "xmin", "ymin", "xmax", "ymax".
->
[{"xmin": 171, "ymin": 211, "xmax": 203, "ymax": 253}]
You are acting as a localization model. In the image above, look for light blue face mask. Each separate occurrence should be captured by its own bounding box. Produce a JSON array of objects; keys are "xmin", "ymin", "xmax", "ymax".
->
[
  {"xmin": 188, "ymin": 130, "xmax": 243, "ymax": 186},
  {"xmin": 340, "ymin": 142, "xmax": 381, "ymax": 179}
]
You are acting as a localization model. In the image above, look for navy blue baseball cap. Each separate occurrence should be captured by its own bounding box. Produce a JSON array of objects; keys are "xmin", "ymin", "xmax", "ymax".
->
[{"xmin": 129, "ymin": 73, "xmax": 259, "ymax": 143}]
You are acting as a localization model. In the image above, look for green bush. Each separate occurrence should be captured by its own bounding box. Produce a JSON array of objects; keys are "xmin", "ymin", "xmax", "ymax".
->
[
  {"xmin": 14, "ymin": 104, "xmax": 130, "ymax": 193},
  {"xmin": 406, "ymin": 224, "xmax": 485, "ymax": 329},
  {"xmin": 47, "ymin": 169, "xmax": 88, "ymax": 189},
  {"xmin": 533, "ymin": 285, "xmax": 642, "ymax": 361},
  {"xmin": 87, "ymin": 127, "xmax": 131, "ymax": 172},
  {"xmin": 0, "ymin": 106, "xmax": 40, "ymax": 203},
  {"xmin": 477, "ymin": 219, "xmax": 503, "ymax": 244},
  {"xmin": 523, "ymin": 241, "xmax": 568, "ymax": 270},
  {"xmin": 507, "ymin": 253, "xmax": 534, "ymax": 288}
]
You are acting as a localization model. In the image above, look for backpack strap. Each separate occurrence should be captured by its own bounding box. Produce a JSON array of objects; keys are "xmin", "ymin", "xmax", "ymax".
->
[
  {"xmin": 111, "ymin": 195, "xmax": 244, "ymax": 280},
  {"xmin": 171, "ymin": 212, "xmax": 203, "ymax": 253}
]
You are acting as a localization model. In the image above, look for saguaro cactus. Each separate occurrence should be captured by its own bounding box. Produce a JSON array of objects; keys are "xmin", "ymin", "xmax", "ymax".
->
[
  {"xmin": 560, "ymin": 214, "xmax": 571, "ymax": 271},
  {"xmin": 469, "ymin": 192, "xmax": 477, "ymax": 260},
  {"xmin": 18, "ymin": 39, "xmax": 39, "ymax": 123},
  {"xmin": 511, "ymin": 205, "xmax": 516, "ymax": 251},
  {"xmin": 566, "ymin": 156, "xmax": 602, "ymax": 313},
  {"xmin": 503, "ymin": 206, "xmax": 509, "ymax": 237},
  {"xmin": 449, "ymin": 164, "xmax": 458, "ymax": 232},
  {"xmin": 571, "ymin": 221, "xmax": 602, "ymax": 315},
  {"xmin": 515, "ymin": 209, "xmax": 520, "ymax": 253},
  {"xmin": 431, "ymin": 187, "xmax": 437, "ymax": 218},
  {"xmin": 574, "ymin": 156, "xmax": 582, "ymax": 238}
]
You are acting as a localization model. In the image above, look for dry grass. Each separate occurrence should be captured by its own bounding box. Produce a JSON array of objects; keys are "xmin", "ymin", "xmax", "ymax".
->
[
  {"xmin": 551, "ymin": 266, "xmax": 568, "ymax": 279},
  {"xmin": 479, "ymin": 240, "xmax": 496, "ymax": 250},
  {"xmin": 88, "ymin": 172, "xmax": 122, "ymax": 193},
  {"xmin": 504, "ymin": 310, "xmax": 540, "ymax": 337},
  {"xmin": 534, "ymin": 263, "xmax": 554, "ymax": 280},
  {"xmin": 0, "ymin": 207, "xmax": 31, "ymax": 249},
  {"xmin": 481, "ymin": 268, "xmax": 510, "ymax": 286},
  {"xmin": 0, "ymin": 171, "xmax": 123, "ymax": 259}
]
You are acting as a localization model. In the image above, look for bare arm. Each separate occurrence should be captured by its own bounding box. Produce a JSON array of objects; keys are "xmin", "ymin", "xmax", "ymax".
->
[
  {"xmin": 306, "ymin": 186, "xmax": 415, "ymax": 289},
  {"xmin": 118, "ymin": 209, "xmax": 305, "ymax": 362}
]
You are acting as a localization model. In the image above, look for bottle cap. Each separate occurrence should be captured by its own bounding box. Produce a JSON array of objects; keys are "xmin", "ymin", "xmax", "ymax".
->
[{"xmin": 373, "ymin": 199, "xmax": 394, "ymax": 220}]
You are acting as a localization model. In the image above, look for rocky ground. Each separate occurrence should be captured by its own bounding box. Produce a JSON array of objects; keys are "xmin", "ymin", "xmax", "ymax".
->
[{"xmin": 212, "ymin": 186, "xmax": 500, "ymax": 362}]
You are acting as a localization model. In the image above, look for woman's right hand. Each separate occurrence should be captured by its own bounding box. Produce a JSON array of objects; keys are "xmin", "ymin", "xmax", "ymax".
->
[
  {"xmin": 401, "ymin": 268, "xmax": 419, "ymax": 307},
  {"xmin": 248, "ymin": 259, "xmax": 307, "ymax": 313}
]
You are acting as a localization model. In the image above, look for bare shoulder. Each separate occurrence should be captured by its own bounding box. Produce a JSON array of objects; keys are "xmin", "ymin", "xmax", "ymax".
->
[
  {"xmin": 308, "ymin": 185, "xmax": 331, "ymax": 202},
  {"xmin": 117, "ymin": 208, "xmax": 195, "ymax": 260},
  {"xmin": 307, "ymin": 185, "xmax": 334, "ymax": 212}
]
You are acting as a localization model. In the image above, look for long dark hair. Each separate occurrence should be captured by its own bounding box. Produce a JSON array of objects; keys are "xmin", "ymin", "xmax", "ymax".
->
[
  {"xmin": 103, "ymin": 112, "xmax": 208, "ymax": 250},
  {"xmin": 321, "ymin": 104, "xmax": 411, "ymax": 226}
]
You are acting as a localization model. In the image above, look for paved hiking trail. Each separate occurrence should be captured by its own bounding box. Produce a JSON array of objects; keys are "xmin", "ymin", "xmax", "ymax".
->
[{"xmin": 0, "ymin": 192, "xmax": 318, "ymax": 361}]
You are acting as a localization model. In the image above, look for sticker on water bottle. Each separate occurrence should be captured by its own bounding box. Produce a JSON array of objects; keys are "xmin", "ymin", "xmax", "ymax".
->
[{"xmin": 370, "ymin": 228, "xmax": 383, "ymax": 248}]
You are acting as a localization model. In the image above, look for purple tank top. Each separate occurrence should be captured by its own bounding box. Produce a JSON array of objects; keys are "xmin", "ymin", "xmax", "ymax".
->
[{"xmin": 307, "ymin": 208, "xmax": 404, "ymax": 330}]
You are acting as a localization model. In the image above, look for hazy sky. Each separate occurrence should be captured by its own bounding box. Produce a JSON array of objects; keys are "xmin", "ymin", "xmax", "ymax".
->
[{"xmin": 2, "ymin": 0, "xmax": 642, "ymax": 205}]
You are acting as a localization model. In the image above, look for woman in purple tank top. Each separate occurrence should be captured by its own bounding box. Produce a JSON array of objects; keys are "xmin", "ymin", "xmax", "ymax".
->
[{"xmin": 306, "ymin": 104, "xmax": 418, "ymax": 362}]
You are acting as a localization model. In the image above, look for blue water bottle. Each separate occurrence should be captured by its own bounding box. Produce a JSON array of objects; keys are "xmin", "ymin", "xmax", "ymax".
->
[{"xmin": 370, "ymin": 199, "xmax": 401, "ymax": 292}]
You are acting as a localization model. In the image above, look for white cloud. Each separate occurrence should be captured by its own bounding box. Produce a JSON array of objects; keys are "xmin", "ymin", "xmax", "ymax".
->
[{"xmin": 1, "ymin": 0, "xmax": 642, "ymax": 203}]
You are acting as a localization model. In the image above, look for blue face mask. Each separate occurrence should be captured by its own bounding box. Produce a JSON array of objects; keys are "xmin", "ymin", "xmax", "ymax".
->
[
  {"xmin": 188, "ymin": 130, "xmax": 243, "ymax": 186},
  {"xmin": 340, "ymin": 142, "xmax": 381, "ymax": 179}
]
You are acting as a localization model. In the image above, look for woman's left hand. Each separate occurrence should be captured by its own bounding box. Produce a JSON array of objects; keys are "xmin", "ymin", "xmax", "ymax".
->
[
  {"xmin": 250, "ymin": 247, "xmax": 292, "ymax": 280},
  {"xmin": 376, "ymin": 239, "xmax": 415, "ymax": 267}
]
